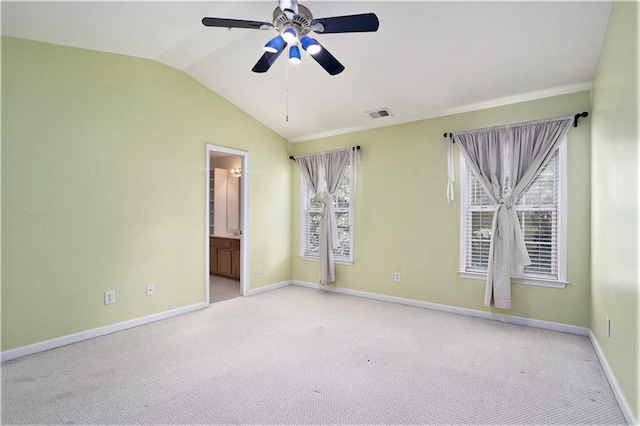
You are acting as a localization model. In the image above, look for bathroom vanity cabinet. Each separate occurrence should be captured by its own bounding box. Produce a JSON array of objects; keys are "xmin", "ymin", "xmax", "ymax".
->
[{"xmin": 210, "ymin": 236, "xmax": 241, "ymax": 279}]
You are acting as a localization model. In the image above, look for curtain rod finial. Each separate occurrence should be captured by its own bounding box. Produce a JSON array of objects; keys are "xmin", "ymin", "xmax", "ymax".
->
[{"xmin": 573, "ymin": 111, "xmax": 589, "ymax": 127}]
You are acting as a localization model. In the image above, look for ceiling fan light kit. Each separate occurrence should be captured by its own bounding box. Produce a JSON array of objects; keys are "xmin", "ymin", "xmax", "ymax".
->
[
  {"xmin": 289, "ymin": 45, "xmax": 302, "ymax": 64},
  {"xmin": 264, "ymin": 35, "xmax": 286, "ymax": 53},
  {"xmin": 282, "ymin": 27, "xmax": 298, "ymax": 44},
  {"xmin": 300, "ymin": 36, "xmax": 321, "ymax": 55},
  {"xmin": 202, "ymin": 0, "xmax": 379, "ymax": 75}
]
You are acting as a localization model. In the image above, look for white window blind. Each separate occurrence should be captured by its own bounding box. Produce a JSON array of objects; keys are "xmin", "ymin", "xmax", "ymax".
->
[
  {"xmin": 461, "ymin": 141, "xmax": 566, "ymax": 284},
  {"xmin": 301, "ymin": 164, "xmax": 353, "ymax": 262}
]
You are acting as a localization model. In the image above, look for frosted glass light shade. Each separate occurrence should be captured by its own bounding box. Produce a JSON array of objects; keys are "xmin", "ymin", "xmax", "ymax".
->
[
  {"xmin": 263, "ymin": 35, "xmax": 285, "ymax": 53},
  {"xmin": 289, "ymin": 45, "xmax": 301, "ymax": 64},
  {"xmin": 282, "ymin": 27, "xmax": 298, "ymax": 44},
  {"xmin": 301, "ymin": 36, "xmax": 321, "ymax": 55}
]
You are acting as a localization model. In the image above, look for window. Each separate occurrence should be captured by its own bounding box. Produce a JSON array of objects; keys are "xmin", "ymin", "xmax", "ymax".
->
[
  {"xmin": 459, "ymin": 139, "xmax": 567, "ymax": 287},
  {"xmin": 300, "ymin": 163, "xmax": 353, "ymax": 263}
]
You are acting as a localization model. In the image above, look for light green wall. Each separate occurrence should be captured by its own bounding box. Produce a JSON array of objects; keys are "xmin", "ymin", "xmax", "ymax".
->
[
  {"xmin": 290, "ymin": 91, "xmax": 592, "ymax": 327},
  {"xmin": 1, "ymin": 37, "xmax": 291, "ymax": 351},
  {"xmin": 590, "ymin": 1, "xmax": 639, "ymax": 420}
]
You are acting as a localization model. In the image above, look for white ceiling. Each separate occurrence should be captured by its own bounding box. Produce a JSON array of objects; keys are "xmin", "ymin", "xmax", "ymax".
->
[{"xmin": 2, "ymin": 1, "xmax": 611, "ymax": 142}]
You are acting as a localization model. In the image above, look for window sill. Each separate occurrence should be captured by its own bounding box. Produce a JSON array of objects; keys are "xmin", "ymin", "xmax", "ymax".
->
[
  {"xmin": 299, "ymin": 256, "xmax": 354, "ymax": 266},
  {"xmin": 458, "ymin": 271, "xmax": 567, "ymax": 289}
]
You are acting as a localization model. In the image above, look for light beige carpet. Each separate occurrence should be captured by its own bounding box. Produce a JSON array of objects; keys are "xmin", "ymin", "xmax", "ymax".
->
[{"xmin": 1, "ymin": 285, "xmax": 627, "ymax": 425}]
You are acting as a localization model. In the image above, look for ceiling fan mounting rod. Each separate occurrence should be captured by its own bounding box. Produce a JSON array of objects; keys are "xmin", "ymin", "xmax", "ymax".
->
[{"xmin": 279, "ymin": 0, "xmax": 299, "ymax": 19}]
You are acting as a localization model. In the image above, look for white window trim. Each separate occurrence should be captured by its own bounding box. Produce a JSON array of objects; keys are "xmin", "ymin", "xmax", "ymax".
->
[
  {"xmin": 298, "ymin": 163, "xmax": 355, "ymax": 264},
  {"xmin": 458, "ymin": 137, "xmax": 568, "ymax": 289},
  {"xmin": 299, "ymin": 256, "xmax": 354, "ymax": 266}
]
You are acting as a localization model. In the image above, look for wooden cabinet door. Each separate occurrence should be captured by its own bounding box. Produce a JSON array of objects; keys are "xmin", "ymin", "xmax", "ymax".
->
[
  {"xmin": 210, "ymin": 246, "xmax": 217, "ymax": 274},
  {"xmin": 210, "ymin": 237, "xmax": 239, "ymax": 278},
  {"xmin": 217, "ymin": 248, "xmax": 232, "ymax": 276},
  {"xmin": 231, "ymin": 248, "xmax": 241, "ymax": 278}
]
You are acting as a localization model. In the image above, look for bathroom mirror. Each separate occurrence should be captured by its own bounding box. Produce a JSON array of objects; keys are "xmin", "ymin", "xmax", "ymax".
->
[{"xmin": 226, "ymin": 174, "xmax": 241, "ymax": 232}]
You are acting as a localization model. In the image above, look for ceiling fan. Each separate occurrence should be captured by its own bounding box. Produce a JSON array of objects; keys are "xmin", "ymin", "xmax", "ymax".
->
[{"xmin": 202, "ymin": 0, "xmax": 379, "ymax": 75}]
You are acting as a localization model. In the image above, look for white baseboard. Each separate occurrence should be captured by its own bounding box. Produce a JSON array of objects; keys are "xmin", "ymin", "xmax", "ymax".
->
[
  {"xmin": 294, "ymin": 281, "xmax": 637, "ymax": 422},
  {"xmin": 292, "ymin": 280, "xmax": 590, "ymax": 336},
  {"xmin": 589, "ymin": 331, "xmax": 638, "ymax": 425},
  {"xmin": 293, "ymin": 281, "xmax": 640, "ymax": 420},
  {"xmin": 3, "ymin": 278, "xmax": 634, "ymax": 424},
  {"xmin": 2, "ymin": 280, "xmax": 589, "ymax": 361},
  {"xmin": 2, "ymin": 280, "xmax": 293, "ymax": 363},
  {"xmin": 1, "ymin": 302, "xmax": 207, "ymax": 362},
  {"xmin": 246, "ymin": 280, "xmax": 292, "ymax": 296}
]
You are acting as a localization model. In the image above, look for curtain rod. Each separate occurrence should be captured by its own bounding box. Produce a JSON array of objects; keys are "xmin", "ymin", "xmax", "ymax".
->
[
  {"xmin": 289, "ymin": 145, "xmax": 360, "ymax": 160},
  {"xmin": 443, "ymin": 111, "xmax": 589, "ymax": 141}
]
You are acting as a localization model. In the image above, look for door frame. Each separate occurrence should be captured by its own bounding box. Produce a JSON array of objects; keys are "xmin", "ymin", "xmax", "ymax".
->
[{"xmin": 206, "ymin": 144, "xmax": 250, "ymax": 304}]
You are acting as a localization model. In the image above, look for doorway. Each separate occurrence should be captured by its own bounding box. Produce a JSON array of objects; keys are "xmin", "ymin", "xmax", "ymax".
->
[{"xmin": 206, "ymin": 145, "xmax": 249, "ymax": 305}]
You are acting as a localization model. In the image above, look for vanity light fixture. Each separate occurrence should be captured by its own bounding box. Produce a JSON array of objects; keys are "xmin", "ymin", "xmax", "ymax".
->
[{"xmin": 231, "ymin": 168, "xmax": 242, "ymax": 176}]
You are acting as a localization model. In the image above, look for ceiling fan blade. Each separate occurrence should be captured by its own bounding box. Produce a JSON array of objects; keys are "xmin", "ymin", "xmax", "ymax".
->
[
  {"xmin": 311, "ymin": 13, "xmax": 379, "ymax": 34},
  {"xmin": 202, "ymin": 17, "xmax": 273, "ymax": 30},
  {"xmin": 308, "ymin": 42, "xmax": 345, "ymax": 75},
  {"xmin": 252, "ymin": 44, "xmax": 287, "ymax": 73}
]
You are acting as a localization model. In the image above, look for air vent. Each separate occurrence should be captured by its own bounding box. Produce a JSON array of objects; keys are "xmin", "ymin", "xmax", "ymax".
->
[{"xmin": 366, "ymin": 108, "xmax": 392, "ymax": 119}]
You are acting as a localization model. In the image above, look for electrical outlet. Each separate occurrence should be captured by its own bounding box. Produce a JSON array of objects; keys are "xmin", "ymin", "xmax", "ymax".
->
[
  {"xmin": 256, "ymin": 265, "xmax": 263, "ymax": 275},
  {"xmin": 104, "ymin": 290, "xmax": 115, "ymax": 305},
  {"xmin": 606, "ymin": 317, "xmax": 611, "ymax": 337},
  {"xmin": 393, "ymin": 272, "xmax": 401, "ymax": 282},
  {"xmin": 146, "ymin": 283, "xmax": 155, "ymax": 296}
]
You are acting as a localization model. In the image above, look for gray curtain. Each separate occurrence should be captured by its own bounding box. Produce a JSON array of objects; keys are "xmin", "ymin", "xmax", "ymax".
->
[
  {"xmin": 294, "ymin": 148, "xmax": 354, "ymax": 285},
  {"xmin": 451, "ymin": 115, "xmax": 573, "ymax": 309},
  {"xmin": 294, "ymin": 154, "xmax": 324, "ymax": 195}
]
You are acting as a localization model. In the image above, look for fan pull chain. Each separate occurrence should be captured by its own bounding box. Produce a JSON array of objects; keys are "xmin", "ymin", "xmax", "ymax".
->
[{"xmin": 285, "ymin": 61, "xmax": 290, "ymax": 122}]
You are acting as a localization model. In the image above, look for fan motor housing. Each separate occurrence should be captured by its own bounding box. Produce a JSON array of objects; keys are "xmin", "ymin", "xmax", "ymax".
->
[{"xmin": 272, "ymin": 4, "xmax": 313, "ymax": 36}]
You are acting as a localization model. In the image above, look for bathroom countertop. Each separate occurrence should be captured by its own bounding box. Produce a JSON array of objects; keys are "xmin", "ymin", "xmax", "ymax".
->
[{"xmin": 210, "ymin": 234, "xmax": 241, "ymax": 240}]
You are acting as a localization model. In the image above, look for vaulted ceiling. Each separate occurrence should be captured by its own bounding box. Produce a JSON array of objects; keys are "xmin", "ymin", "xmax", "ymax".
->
[{"xmin": 2, "ymin": 1, "xmax": 611, "ymax": 142}]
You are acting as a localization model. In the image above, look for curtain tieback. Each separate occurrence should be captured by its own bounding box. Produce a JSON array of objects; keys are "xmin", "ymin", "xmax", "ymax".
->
[
  {"xmin": 320, "ymin": 193, "xmax": 340, "ymax": 249},
  {"xmin": 496, "ymin": 193, "xmax": 532, "ymax": 273},
  {"xmin": 498, "ymin": 194, "xmax": 515, "ymax": 209}
]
